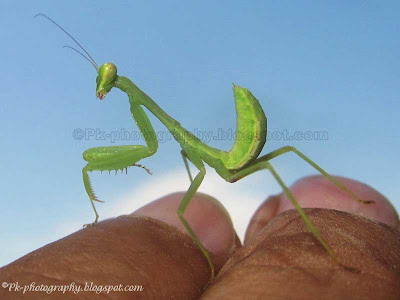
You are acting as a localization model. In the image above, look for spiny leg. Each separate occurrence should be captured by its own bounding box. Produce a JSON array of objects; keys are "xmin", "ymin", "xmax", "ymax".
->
[
  {"xmin": 132, "ymin": 163, "xmax": 152, "ymax": 175},
  {"xmin": 83, "ymin": 162, "xmax": 152, "ymax": 227},
  {"xmin": 181, "ymin": 150, "xmax": 193, "ymax": 182},
  {"xmin": 82, "ymin": 165, "xmax": 103, "ymax": 228},
  {"xmin": 82, "ymin": 145, "xmax": 156, "ymax": 227},
  {"xmin": 252, "ymin": 146, "xmax": 374, "ymax": 204},
  {"xmin": 177, "ymin": 148, "xmax": 214, "ymax": 278}
]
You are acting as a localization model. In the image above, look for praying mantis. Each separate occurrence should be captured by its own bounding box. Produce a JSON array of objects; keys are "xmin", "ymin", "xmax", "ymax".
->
[{"xmin": 36, "ymin": 14, "xmax": 373, "ymax": 279}]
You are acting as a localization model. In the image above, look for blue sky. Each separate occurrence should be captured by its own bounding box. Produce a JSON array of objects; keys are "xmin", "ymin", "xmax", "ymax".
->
[{"xmin": 1, "ymin": 1, "xmax": 399, "ymax": 266}]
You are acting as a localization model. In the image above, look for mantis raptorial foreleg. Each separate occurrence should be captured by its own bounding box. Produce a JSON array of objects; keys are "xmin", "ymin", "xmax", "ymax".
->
[
  {"xmin": 81, "ymin": 102, "xmax": 158, "ymax": 227},
  {"xmin": 82, "ymin": 145, "xmax": 155, "ymax": 227}
]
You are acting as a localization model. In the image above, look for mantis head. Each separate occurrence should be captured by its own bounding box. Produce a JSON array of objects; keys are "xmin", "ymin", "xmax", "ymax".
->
[
  {"xmin": 35, "ymin": 15, "xmax": 118, "ymax": 100},
  {"xmin": 96, "ymin": 63, "xmax": 118, "ymax": 100}
]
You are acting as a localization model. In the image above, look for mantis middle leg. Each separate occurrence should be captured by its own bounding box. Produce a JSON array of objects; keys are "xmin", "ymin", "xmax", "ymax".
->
[
  {"xmin": 177, "ymin": 148, "xmax": 215, "ymax": 277},
  {"xmin": 181, "ymin": 150, "xmax": 193, "ymax": 182}
]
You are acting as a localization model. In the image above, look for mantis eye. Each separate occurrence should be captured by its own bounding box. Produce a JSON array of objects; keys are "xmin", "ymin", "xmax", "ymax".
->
[{"xmin": 99, "ymin": 63, "xmax": 117, "ymax": 83}]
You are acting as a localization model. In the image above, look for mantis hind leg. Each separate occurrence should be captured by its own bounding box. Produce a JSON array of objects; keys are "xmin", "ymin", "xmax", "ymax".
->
[
  {"xmin": 214, "ymin": 145, "xmax": 374, "ymax": 258},
  {"xmin": 254, "ymin": 146, "xmax": 374, "ymax": 205},
  {"xmin": 218, "ymin": 157, "xmax": 334, "ymax": 257},
  {"xmin": 177, "ymin": 148, "xmax": 215, "ymax": 278}
]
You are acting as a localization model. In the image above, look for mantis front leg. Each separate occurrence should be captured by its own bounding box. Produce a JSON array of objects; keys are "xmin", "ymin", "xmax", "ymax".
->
[{"xmin": 82, "ymin": 101, "xmax": 158, "ymax": 227}]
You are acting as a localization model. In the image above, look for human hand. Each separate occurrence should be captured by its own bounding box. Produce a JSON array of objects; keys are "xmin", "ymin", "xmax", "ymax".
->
[{"xmin": 1, "ymin": 175, "xmax": 399, "ymax": 299}]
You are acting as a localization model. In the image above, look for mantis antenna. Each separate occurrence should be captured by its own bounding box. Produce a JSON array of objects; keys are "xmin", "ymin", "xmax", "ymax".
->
[
  {"xmin": 34, "ymin": 13, "xmax": 99, "ymax": 71},
  {"xmin": 62, "ymin": 46, "xmax": 98, "ymax": 71}
]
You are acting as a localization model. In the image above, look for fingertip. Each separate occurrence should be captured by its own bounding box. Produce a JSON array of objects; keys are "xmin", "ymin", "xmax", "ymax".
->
[
  {"xmin": 277, "ymin": 175, "xmax": 399, "ymax": 226},
  {"xmin": 132, "ymin": 192, "xmax": 239, "ymax": 270},
  {"xmin": 244, "ymin": 194, "xmax": 280, "ymax": 245},
  {"xmin": 245, "ymin": 175, "xmax": 399, "ymax": 244}
]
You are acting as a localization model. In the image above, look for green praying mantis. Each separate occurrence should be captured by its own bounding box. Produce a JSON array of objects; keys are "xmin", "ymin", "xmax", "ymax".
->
[{"xmin": 36, "ymin": 14, "xmax": 373, "ymax": 279}]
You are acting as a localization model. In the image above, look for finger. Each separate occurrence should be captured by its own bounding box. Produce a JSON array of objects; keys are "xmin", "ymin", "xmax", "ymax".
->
[
  {"xmin": 245, "ymin": 175, "xmax": 399, "ymax": 244},
  {"xmin": 202, "ymin": 209, "xmax": 400, "ymax": 300},
  {"xmin": 0, "ymin": 193, "xmax": 238, "ymax": 299}
]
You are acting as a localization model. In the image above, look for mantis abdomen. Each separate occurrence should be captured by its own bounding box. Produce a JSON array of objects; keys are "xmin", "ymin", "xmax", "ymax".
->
[{"xmin": 221, "ymin": 85, "xmax": 267, "ymax": 170}]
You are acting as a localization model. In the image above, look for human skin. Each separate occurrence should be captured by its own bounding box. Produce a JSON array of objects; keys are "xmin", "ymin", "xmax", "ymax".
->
[{"xmin": 0, "ymin": 175, "xmax": 399, "ymax": 299}]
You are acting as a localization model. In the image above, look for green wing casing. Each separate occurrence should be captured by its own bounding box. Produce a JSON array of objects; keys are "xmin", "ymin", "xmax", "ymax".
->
[{"xmin": 221, "ymin": 85, "xmax": 267, "ymax": 170}]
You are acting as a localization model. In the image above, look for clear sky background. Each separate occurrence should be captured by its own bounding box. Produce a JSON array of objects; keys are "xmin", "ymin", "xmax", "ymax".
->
[{"xmin": 1, "ymin": 1, "xmax": 399, "ymax": 267}]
